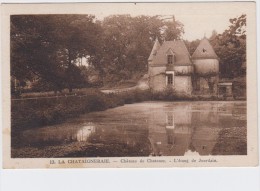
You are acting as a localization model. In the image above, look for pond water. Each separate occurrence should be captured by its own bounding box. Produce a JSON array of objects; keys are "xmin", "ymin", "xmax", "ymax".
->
[{"xmin": 12, "ymin": 101, "xmax": 247, "ymax": 158}]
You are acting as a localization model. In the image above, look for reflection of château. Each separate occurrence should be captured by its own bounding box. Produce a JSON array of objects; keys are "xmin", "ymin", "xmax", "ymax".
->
[{"xmin": 148, "ymin": 102, "xmax": 242, "ymax": 156}]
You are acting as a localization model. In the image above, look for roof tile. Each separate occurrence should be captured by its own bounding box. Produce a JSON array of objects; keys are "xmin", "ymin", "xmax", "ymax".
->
[
  {"xmin": 191, "ymin": 37, "xmax": 218, "ymax": 60},
  {"xmin": 152, "ymin": 40, "xmax": 192, "ymax": 66}
]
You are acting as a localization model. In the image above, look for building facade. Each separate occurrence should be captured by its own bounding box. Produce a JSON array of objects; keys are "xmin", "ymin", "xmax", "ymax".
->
[{"xmin": 148, "ymin": 37, "xmax": 219, "ymax": 95}]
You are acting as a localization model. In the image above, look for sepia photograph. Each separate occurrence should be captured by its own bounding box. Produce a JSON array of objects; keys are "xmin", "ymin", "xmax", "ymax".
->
[{"xmin": 1, "ymin": 2, "xmax": 258, "ymax": 168}]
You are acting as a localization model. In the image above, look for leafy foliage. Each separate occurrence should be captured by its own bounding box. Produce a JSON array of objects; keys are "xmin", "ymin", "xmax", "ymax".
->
[
  {"xmin": 11, "ymin": 15, "xmax": 101, "ymax": 93},
  {"xmin": 211, "ymin": 14, "xmax": 246, "ymax": 78}
]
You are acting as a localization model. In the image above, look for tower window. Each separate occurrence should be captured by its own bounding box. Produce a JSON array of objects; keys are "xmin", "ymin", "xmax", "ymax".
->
[
  {"xmin": 167, "ymin": 55, "xmax": 173, "ymax": 64},
  {"xmin": 202, "ymin": 48, "xmax": 207, "ymax": 53}
]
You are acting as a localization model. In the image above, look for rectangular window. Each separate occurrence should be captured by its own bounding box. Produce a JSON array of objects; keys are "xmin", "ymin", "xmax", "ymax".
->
[
  {"xmin": 167, "ymin": 55, "xmax": 173, "ymax": 64},
  {"xmin": 167, "ymin": 74, "xmax": 173, "ymax": 85}
]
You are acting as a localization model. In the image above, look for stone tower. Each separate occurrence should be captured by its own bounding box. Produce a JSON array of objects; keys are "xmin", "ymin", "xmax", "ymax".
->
[{"xmin": 191, "ymin": 37, "xmax": 219, "ymax": 95}]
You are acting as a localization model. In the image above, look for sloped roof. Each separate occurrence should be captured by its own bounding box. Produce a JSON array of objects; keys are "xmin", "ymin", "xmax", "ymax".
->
[
  {"xmin": 152, "ymin": 40, "xmax": 192, "ymax": 66},
  {"xmin": 191, "ymin": 37, "xmax": 219, "ymax": 60},
  {"xmin": 148, "ymin": 38, "xmax": 161, "ymax": 62}
]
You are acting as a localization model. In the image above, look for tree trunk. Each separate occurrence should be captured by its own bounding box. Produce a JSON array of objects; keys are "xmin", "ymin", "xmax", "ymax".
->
[{"xmin": 68, "ymin": 49, "xmax": 73, "ymax": 93}]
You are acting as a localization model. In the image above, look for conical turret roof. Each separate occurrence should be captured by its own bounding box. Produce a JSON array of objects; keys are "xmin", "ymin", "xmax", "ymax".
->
[
  {"xmin": 191, "ymin": 37, "xmax": 218, "ymax": 60},
  {"xmin": 148, "ymin": 37, "xmax": 161, "ymax": 62}
]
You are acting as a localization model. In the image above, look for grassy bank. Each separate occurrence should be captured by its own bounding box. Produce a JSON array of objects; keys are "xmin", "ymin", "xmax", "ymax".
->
[{"xmin": 11, "ymin": 88, "xmax": 245, "ymax": 131}]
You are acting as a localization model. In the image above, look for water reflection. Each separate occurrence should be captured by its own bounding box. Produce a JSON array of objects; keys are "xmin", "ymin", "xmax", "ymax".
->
[
  {"xmin": 148, "ymin": 102, "xmax": 246, "ymax": 156},
  {"xmin": 76, "ymin": 124, "xmax": 95, "ymax": 142},
  {"xmin": 13, "ymin": 101, "xmax": 247, "ymax": 157},
  {"xmin": 17, "ymin": 123, "xmax": 96, "ymax": 147}
]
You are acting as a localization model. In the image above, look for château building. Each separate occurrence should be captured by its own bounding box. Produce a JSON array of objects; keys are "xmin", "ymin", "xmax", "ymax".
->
[{"xmin": 148, "ymin": 37, "xmax": 219, "ymax": 95}]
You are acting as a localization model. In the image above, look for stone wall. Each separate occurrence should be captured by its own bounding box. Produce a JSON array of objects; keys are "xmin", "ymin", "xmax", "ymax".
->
[
  {"xmin": 174, "ymin": 76, "xmax": 193, "ymax": 95},
  {"xmin": 193, "ymin": 59, "xmax": 219, "ymax": 75},
  {"xmin": 173, "ymin": 65, "xmax": 193, "ymax": 75},
  {"xmin": 149, "ymin": 66, "xmax": 166, "ymax": 91}
]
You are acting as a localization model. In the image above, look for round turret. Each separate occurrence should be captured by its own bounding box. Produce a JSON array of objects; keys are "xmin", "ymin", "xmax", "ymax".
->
[{"xmin": 191, "ymin": 37, "xmax": 219, "ymax": 76}]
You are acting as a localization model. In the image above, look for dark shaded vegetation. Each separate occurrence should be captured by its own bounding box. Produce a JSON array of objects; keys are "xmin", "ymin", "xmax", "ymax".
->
[
  {"xmin": 232, "ymin": 77, "xmax": 246, "ymax": 99},
  {"xmin": 212, "ymin": 126, "xmax": 247, "ymax": 155}
]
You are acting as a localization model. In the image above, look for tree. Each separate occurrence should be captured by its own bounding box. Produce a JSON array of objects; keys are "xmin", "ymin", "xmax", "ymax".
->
[
  {"xmin": 184, "ymin": 39, "xmax": 200, "ymax": 55},
  {"xmin": 161, "ymin": 16, "xmax": 184, "ymax": 41},
  {"xmin": 11, "ymin": 15, "xmax": 102, "ymax": 93},
  {"xmin": 91, "ymin": 15, "xmax": 184, "ymax": 85},
  {"xmin": 11, "ymin": 15, "xmax": 65, "ymax": 92},
  {"xmin": 50, "ymin": 15, "xmax": 102, "ymax": 92},
  {"xmin": 210, "ymin": 30, "xmax": 218, "ymax": 41},
  {"xmin": 211, "ymin": 14, "xmax": 246, "ymax": 78}
]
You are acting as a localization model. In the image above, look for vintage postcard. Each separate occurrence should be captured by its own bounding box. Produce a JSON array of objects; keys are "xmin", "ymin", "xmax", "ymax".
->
[{"xmin": 1, "ymin": 2, "xmax": 258, "ymax": 168}]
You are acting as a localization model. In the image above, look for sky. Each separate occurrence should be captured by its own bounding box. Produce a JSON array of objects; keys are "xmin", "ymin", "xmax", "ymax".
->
[{"xmin": 82, "ymin": 2, "xmax": 249, "ymax": 41}]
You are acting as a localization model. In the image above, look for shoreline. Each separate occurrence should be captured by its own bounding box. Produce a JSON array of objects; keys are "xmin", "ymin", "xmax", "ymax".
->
[{"xmin": 11, "ymin": 89, "xmax": 246, "ymax": 132}]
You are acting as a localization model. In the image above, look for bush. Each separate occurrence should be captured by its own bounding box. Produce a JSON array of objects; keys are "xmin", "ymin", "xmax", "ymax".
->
[{"xmin": 151, "ymin": 89, "xmax": 173, "ymax": 100}]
